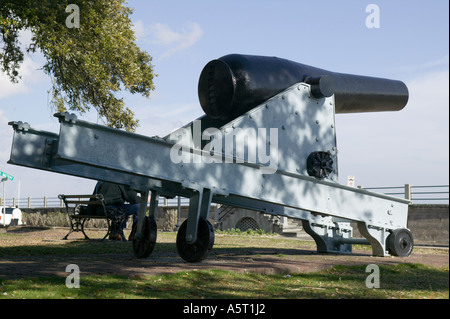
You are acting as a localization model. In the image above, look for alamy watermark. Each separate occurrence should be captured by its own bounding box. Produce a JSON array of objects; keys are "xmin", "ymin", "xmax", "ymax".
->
[
  {"xmin": 365, "ymin": 4, "xmax": 380, "ymax": 29},
  {"xmin": 365, "ymin": 264, "xmax": 380, "ymax": 288},
  {"xmin": 65, "ymin": 264, "xmax": 80, "ymax": 288},
  {"xmin": 169, "ymin": 120, "xmax": 279, "ymax": 174},
  {"xmin": 65, "ymin": 4, "xmax": 80, "ymax": 29}
]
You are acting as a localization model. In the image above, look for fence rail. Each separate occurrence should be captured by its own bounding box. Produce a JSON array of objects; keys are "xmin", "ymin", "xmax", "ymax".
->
[
  {"xmin": 0, "ymin": 195, "xmax": 190, "ymax": 209},
  {"xmin": 361, "ymin": 184, "xmax": 449, "ymax": 203},
  {"xmin": 1, "ymin": 184, "xmax": 448, "ymax": 208}
]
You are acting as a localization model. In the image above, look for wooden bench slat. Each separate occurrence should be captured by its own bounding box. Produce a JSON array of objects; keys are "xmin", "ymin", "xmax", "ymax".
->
[
  {"xmin": 71, "ymin": 215, "xmax": 107, "ymax": 219},
  {"xmin": 60, "ymin": 195, "xmax": 103, "ymax": 199},
  {"xmin": 64, "ymin": 200, "xmax": 104, "ymax": 205}
]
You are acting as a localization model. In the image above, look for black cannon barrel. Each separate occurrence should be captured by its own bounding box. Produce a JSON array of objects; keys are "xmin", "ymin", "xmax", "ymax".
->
[{"xmin": 198, "ymin": 54, "xmax": 409, "ymax": 122}]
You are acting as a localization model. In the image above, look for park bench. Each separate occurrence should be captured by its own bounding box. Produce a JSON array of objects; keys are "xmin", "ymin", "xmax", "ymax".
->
[{"xmin": 59, "ymin": 194, "xmax": 127, "ymax": 241}]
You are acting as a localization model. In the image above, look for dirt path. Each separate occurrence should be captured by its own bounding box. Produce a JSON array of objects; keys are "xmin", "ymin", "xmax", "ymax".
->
[{"xmin": 1, "ymin": 227, "xmax": 448, "ymax": 280}]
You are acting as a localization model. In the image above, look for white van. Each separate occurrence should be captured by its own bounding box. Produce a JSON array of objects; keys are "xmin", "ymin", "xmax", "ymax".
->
[{"xmin": 0, "ymin": 207, "xmax": 24, "ymax": 227}]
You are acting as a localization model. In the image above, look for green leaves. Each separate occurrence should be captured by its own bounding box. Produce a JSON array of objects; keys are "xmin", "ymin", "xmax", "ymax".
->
[{"xmin": 0, "ymin": 0, "xmax": 156, "ymax": 132}]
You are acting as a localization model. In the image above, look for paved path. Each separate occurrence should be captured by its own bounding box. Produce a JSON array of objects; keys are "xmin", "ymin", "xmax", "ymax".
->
[
  {"xmin": 0, "ymin": 227, "xmax": 448, "ymax": 279},
  {"xmin": 1, "ymin": 249, "xmax": 448, "ymax": 280}
]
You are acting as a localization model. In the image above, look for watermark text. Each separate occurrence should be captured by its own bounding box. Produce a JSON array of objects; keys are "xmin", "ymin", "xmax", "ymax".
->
[
  {"xmin": 365, "ymin": 264, "xmax": 380, "ymax": 288},
  {"xmin": 366, "ymin": 4, "xmax": 380, "ymax": 29},
  {"xmin": 170, "ymin": 120, "xmax": 278, "ymax": 174},
  {"xmin": 65, "ymin": 4, "xmax": 80, "ymax": 29},
  {"xmin": 65, "ymin": 264, "xmax": 80, "ymax": 288}
]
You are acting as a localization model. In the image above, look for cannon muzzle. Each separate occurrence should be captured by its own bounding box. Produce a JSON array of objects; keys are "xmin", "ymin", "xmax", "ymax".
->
[{"xmin": 198, "ymin": 54, "xmax": 409, "ymax": 122}]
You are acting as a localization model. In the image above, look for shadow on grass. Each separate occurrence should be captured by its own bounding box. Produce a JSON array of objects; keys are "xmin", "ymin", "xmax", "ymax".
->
[
  {"xmin": 1, "ymin": 226, "xmax": 53, "ymax": 233},
  {"xmin": 0, "ymin": 232, "xmax": 448, "ymax": 299},
  {"xmin": 0, "ymin": 240, "xmax": 137, "ymax": 257},
  {"xmin": 0, "ymin": 264, "xmax": 448, "ymax": 299},
  {"xmin": 0, "ymin": 239, "xmax": 342, "ymax": 258}
]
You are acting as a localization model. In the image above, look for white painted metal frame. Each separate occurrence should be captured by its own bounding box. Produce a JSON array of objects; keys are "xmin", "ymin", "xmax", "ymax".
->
[{"xmin": 8, "ymin": 82, "xmax": 410, "ymax": 257}]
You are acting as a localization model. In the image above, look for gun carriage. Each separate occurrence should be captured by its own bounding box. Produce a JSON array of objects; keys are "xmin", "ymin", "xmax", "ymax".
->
[{"xmin": 8, "ymin": 54, "xmax": 413, "ymax": 262}]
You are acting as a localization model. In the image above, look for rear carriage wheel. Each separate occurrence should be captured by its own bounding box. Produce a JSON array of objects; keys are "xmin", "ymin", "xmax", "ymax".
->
[
  {"xmin": 132, "ymin": 216, "xmax": 157, "ymax": 258},
  {"xmin": 387, "ymin": 228, "xmax": 414, "ymax": 257},
  {"xmin": 176, "ymin": 218, "xmax": 215, "ymax": 262}
]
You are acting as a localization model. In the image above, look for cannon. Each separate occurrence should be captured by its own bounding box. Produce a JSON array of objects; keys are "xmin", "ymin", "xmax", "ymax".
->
[
  {"xmin": 7, "ymin": 54, "xmax": 413, "ymax": 262},
  {"xmin": 198, "ymin": 54, "xmax": 408, "ymax": 121}
]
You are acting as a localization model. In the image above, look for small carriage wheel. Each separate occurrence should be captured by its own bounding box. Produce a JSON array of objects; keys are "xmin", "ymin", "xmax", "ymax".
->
[
  {"xmin": 132, "ymin": 216, "xmax": 157, "ymax": 258},
  {"xmin": 176, "ymin": 218, "xmax": 215, "ymax": 262},
  {"xmin": 387, "ymin": 228, "xmax": 414, "ymax": 257}
]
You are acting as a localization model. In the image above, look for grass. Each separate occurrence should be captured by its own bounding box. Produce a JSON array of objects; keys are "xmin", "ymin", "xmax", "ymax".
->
[
  {"xmin": 0, "ymin": 229, "xmax": 448, "ymax": 299},
  {"xmin": 216, "ymin": 228, "xmax": 277, "ymax": 236},
  {"xmin": 0, "ymin": 230, "xmax": 318, "ymax": 257},
  {"xmin": 0, "ymin": 264, "xmax": 448, "ymax": 299}
]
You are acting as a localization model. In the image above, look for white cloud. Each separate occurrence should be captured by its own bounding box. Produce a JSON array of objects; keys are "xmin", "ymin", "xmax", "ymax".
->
[
  {"xmin": 131, "ymin": 20, "xmax": 146, "ymax": 41},
  {"xmin": 0, "ymin": 57, "xmax": 45, "ymax": 99},
  {"xmin": 18, "ymin": 29, "xmax": 34, "ymax": 51},
  {"xmin": 147, "ymin": 22, "xmax": 204, "ymax": 60},
  {"xmin": 135, "ymin": 101, "xmax": 203, "ymax": 137},
  {"xmin": 0, "ymin": 29, "xmax": 46, "ymax": 99},
  {"xmin": 0, "ymin": 73, "xmax": 28, "ymax": 99},
  {"xmin": 335, "ymin": 68, "xmax": 449, "ymax": 187},
  {"xmin": 394, "ymin": 55, "xmax": 449, "ymax": 74}
]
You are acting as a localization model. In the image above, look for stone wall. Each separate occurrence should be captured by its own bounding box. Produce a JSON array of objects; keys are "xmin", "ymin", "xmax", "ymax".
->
[
  {"xmin": 217, "ymin": 204, "xmax": 449, "ymax": 245},
  {"xmin": 18, "ymin": 204, "xmax": 449, "ymax": 245},
  {"xmin": 406, "ymin": 204, "xmax": 449, "ymax": 245}
]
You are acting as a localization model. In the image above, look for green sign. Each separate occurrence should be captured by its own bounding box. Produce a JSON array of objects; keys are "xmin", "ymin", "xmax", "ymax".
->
[{"xmin": 0, "ymin": 171, "xmax": 14, "ymax": 181}]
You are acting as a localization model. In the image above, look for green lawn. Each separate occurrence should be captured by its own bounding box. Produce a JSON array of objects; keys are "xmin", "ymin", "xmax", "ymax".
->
[
  {"xmin": 0, "ymin": 230, "xmax": 448, "ymax": 299},
  {"xmin": 1, "ymin": 264, "xmax": 448, "ymax": 299}
]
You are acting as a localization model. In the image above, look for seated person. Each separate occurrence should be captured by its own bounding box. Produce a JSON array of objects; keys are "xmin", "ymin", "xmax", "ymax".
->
[{"xmin": 93, "ymin": 181, "xmax": 140, "ymax": 241}]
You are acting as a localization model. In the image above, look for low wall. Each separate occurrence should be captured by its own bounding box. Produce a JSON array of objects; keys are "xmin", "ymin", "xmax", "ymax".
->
[
  {"xmin": 20, "ymin": 205, "xmax": 216, "ymax": 231},
  {"xmin": 350, "ymin": 204, "xmax": 449, "ymax": 245},
  {"xmin": 20, "ymin": 207, "xmax": 64, "ymax": 214},
  {"xmin": 218, "ymin": 204, "xmax": 449, "ymax": 245},
  {"xmin": 18, "ymin": 204, "xmax": 449, "ymax": 245},
  {"xmin": 406, "ymin": 204, "xmax": 449, "ymax": 245}
]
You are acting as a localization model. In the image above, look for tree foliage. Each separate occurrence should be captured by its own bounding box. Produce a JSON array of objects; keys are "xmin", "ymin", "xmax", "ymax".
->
[{"xmin": 0, "ymin": 0, "xmax": 156, "ymax": 131}]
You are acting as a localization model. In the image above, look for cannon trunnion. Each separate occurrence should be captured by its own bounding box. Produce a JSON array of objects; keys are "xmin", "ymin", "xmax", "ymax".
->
[{"xmin": 8, "ymin": 54, "xmax": 413, "ymax": 261}]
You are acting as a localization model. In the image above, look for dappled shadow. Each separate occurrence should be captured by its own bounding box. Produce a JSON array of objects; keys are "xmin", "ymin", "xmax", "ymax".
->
[
  {"xmin": 212, "ymin": 245, "xmax": 372, "ymax": 258},
  {"xmin": 0, "ymin": 261, "xmax": 447, "ymax": 299},
  {"xmin": 2, "ymin": 226, "xmax": 53, "ymax": 233},
  {"xmin": 1, "ymin": 238, "xmax": 447, "ymax": 291},
  {"xmin": 0, "ymin": 239, "xmax": 361, "ymax": 282}
]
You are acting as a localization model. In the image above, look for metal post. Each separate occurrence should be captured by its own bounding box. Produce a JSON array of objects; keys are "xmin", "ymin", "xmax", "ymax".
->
[
  {"xmin": 149, "ymin": 192, "xmax": 159, "ymax": 222},
  {"xmin": 404, "ymin": 184, "xmax": 412, "ymax": 201},
  {"xmin": 134, "ymin": 191, "xmax": 149, "ymax": 240},
  {"xmin": 175, "ymin": 196, "xmax": 181, "ymax": 231},
  {"xmin": 2, "ymin": 179, "xmax": 6, "ymax": 227}
]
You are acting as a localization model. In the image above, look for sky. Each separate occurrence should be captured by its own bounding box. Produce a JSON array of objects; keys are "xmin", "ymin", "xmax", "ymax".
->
[{"xmin": 0, "ymin": 0, "xmax": 449, "ymax": 202}]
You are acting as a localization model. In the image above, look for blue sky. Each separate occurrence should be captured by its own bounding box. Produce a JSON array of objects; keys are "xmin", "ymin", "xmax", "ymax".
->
[{"xmin": 0, "ymin": 0, "xmax": 448, "ymax": 201}]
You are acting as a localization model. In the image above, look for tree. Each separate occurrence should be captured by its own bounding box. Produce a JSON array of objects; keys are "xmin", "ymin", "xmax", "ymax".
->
[{"xmin": 0, "ymin": 0, "xmax": 156, "ymax": 132}]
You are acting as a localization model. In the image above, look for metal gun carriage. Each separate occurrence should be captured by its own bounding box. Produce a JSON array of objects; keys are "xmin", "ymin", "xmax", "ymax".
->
[{"xmin": 8, "ymin": 54, "xmax": 413, "ymax": 262}]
